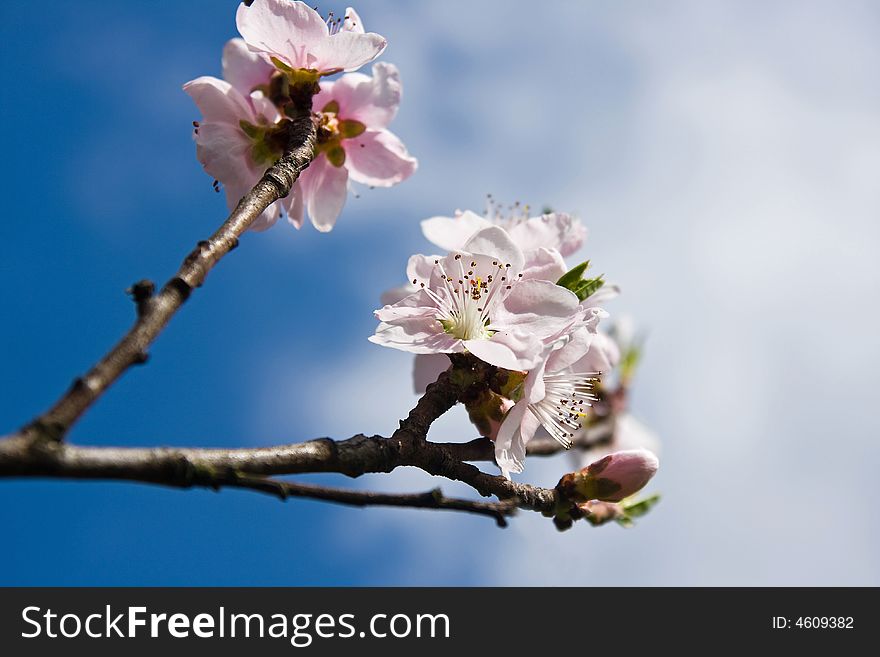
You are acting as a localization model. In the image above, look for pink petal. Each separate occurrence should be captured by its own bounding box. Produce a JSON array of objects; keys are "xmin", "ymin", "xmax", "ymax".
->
[
  {"xmin": 495, "ymin": 400, "xmax": 528, "ymax": 478},
  {"xmin": 462, "ymin": 226, "xmax": 525, "ymax": 274},
  {"xmin": 464, "ymin": 330, "xmax": 542, "ymax": 371},
  {"xmin": 369, "ymin": 320, "xmax": 462, "ymax": 355},
  {"xmin": 222, "ymin": 38, "xmax": 275, "ymax": 96},
  {"xmin": 299, "ymin": 156, "xmax": 349, "ymax": 232},
  {"xmin": 332, "ymin": 62, "xmax": 402, "ymax": 129},
  {"xmin": 374, "ymin": 289, "xmax": 437, "ymax": 322},
  {"xmin": 310, "ymin": 30, "xmax": 387, "ymax": 72},
  {"xmin": 193, "ymin": 122, "xmax": 257, "ymax": 190},
  {"xmin": 380, "ymin": 284, "xmax": 415, "ymax": 306},
  {"xmin": 236, "ymin": 0, "xmax": 329, "ymax": 68},
  {"xmin": 493, "ymin": 279, "xmax": 580, "ymax": 337},
  {"xmin": 183, "ymin": 76, "xmax": 255, "ymax": 124},
  {"xmin": 508, "ymin": 212, "xmax": 587, "ymax": 256},
  {"xmin": 521, "ymin": 247, "xmax": 567, "ymax": 282},
  {"xmin": 546, "ymin": 326, "xmax": 594, "ymax": 373},
  {"xmin": 284, "ymin": 180, "xmax": 305, "ymax": 229},
  {"xmin": 346, "ymin": 129, "xmax": 417, "ymax": 187},
  {"xmin": 420, "ymin": 211, "xmax": 492, "ymax": 252}
]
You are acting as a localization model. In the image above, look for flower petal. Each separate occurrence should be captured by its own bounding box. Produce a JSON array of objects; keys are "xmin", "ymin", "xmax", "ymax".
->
[
  {"xmin": 222, "ymin": 38, "xmax": 275, "ymax": 96},
  {"xmin": 283, "ymin": 180, "xmax": 305, "ymax": 229},
  {"xmin": 492, "ymin": 279, "xmax": 580, "ymax": 337},
  {"xmin": 495, "ymin": 400, "xmax": 528, "ymax": 479},
  {"xmin": 183, "ymin": 76, "xmax": 255, "ymax": 124},
  {"xmin": 330, "ymin": 62, "xmax": 402, "ymax": 129},
  {"xmin": 508, "ymin": 212, "xmax": 587, "ymax": 256},
  {"xmin": 310, "ymin": 30, "xmax": 387, "ymax": 72},
  {"xmin": 464, "ymin": 330, "xmax": 543, "ymax": 371},
  {"xmin": 521, "ymin": 247, "xmax": 568, "ymax": 282},
  {"xmin": 369, "ymin": 320, "xmax": 461, "ymax": 354},
  {"xmin": 299, "ymin": 156, "xmax": 349, "ymax": 232},
  {"xmin": 193, "ymin": 122, "xmax": 257, "ymax": 189},
  {"xmin": 342, "ymin": 7, "xmax": 365, "ymax": 33},
  {"xmin": 236, "ymin": 0, "xmax": 328, "ymax": 68},
  {"xmin": 374, "ymin": 289, "xmax": 437, "ymax": 322},
  {"xmin": 546, "ymin": 326, "xmax": 594, "ymax": 373},
  {"xmin": 346, "ymin": 129, "xmax": 417, "ymax": 187},
  {"xmin": 462, "ymin": 226, "xmax": 525, "ymax": 275},
  {"xmin": 420, "ymin": 211, "xmax": 492, "ymax": 252}
]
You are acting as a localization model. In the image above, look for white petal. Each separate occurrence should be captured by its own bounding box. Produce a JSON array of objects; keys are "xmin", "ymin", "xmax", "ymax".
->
[
  {"xmin": 310, "ymin": 31, "xmax": 387, "ymax": 73},
  {"xmin": 421, "ymin": 211, "xmax": 492, "ymax": 252},
  {"xmin": 463, "ymin": 226, "xmax": 525, "ymax": 275}
]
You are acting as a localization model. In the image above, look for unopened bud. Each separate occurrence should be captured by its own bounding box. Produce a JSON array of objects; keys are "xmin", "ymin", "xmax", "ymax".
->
[{"xmin": 557, "ymin": 448, "xmax": 658, "ymax": 503}]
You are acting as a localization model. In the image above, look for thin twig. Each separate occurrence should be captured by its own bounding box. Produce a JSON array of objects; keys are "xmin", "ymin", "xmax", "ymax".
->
[{"xmin": 219, "ymin": 476, "xmax": 517, "ymax": 527}]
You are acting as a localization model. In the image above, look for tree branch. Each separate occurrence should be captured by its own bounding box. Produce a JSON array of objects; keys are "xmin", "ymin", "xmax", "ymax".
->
[
  {"xmin": 217, "ymin": 476, "xmax": 517, "ymax": 527},
  {"xmin": 0, "ymin": 365, "xmax": 615, "ymax": 524},
  {"xmin": 19, "ymin": 106, "xmax": 318, "ymax": 444}
]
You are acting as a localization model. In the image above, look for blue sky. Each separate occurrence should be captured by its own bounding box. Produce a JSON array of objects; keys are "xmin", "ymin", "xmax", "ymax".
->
[{"xmin": 1, "ymin": 0, "xmax": 879, "ymax": 585}]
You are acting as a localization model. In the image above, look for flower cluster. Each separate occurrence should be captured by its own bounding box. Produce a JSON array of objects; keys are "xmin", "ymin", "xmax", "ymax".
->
[
  {"xmin": 370, "ymin": 203, "xmax": 653, "ymax": 482},
  {"xmin": 184, "ymin": 0, "xmax": 416, "ymax": 232}
]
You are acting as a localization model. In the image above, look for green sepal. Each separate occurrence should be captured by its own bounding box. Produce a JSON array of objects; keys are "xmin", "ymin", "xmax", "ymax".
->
[{"xmin": 339, "ymin": 119, "xmax": 366, "ymax": 139}]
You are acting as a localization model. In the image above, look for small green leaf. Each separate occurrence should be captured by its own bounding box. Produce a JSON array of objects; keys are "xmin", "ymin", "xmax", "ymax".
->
[
  {"xmin": 573, "ymin": 275, "xmax": 605, "ymax": 301},
  {"xmin": 557, "ymin": 261, "xmax": 605, "ymax": 301},
  {"xmin": 557, "ymin": 260, "xmax": 590, "ymax": 290},
  {"xmin": 621, "ymin": 493, "xmax": 661, "ymax": 518}
]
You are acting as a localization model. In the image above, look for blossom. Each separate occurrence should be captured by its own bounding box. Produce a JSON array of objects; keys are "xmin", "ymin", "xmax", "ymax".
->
[
  {"xmin": 494, "ymin": 328, "xmax": 601, "ymax": 478},
  {"xmin": 421, "ymin": 208, "xmax": 587, "ymax": 282},
  {"xmin": 370, "ymin": 226, "xmax": 582, "ymax": 371},
  {"xmin": 183, "ymin": 76, "xmax": 287, "ymax": 230},
  {"xmin": 557, "ymin": 449, "xmax": 659, "ymax": 503},
  {"xmin": 289, "ymin": 62, "xmax": 417, "ymax": 231},
  {"xmin": 236, "ymin": 1, "xmax": 386, "ymax": 77}
]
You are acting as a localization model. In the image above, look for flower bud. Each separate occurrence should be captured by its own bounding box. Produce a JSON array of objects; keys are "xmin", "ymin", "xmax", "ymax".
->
[{"xmin": 556, "ymin": 448, "xmax": 659, "ymax": 503}]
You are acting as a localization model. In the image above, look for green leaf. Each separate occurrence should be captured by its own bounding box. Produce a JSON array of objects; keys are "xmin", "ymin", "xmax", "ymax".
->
[
  {"xmin": 614, "ymin": 493, "xmax": 661, "ymax": 527},
  {"xmin": 557, "ymin": 261, "xmax": 605, "ymax": 301},
  {"xmin": 557, "ymin": 260, "xmax": 590, "ymax": 290}
]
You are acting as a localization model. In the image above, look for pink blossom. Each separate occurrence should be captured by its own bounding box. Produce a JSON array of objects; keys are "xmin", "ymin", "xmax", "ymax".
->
[
  {"xmin": 370, "ymin": 226, "xmax": 582, "ymax": 371},
  {"xmin": 421, "ymin": 208, "xmax": 587, "ymax": 282},
  {"xmin": 494, "ymin": 327, "xmax": 601, "ymax": 478},
  {"xmin": 183, "ymin": 76, "xmax": 287, "ymax": 231},
  {"xmin": 289, "ymin": 62, "xmax": 417, "ymax": 231},
  {"xmin": 236, "ymin": 2, "xmax": 386, "ymax": 76}
]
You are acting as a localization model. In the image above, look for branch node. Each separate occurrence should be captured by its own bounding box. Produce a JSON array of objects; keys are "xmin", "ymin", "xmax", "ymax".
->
[
  {"xmin": 126, "ymin": 279, "xmax": 155, "ymax": 317},
  {"xmin": 165, "ymin": 277, "xmax": 193, "ymax": 302}
]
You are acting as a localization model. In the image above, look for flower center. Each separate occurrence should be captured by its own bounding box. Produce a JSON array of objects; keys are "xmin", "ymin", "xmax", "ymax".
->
[
  {"xmin": 415, "ymin": 253, "xmax": 521, "ymax": 341},
  {"xmin": 315, "ymin": 100, "xmax": 366, "ymax": 167},
  {"xmin": 530, "ymin": 372, "xmax": 600, "ymax": 448}
]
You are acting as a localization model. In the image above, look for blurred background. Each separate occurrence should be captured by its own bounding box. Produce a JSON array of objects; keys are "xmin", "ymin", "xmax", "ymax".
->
[{"xmin": 1, "ymin": 0, "xmax": 878, "ymax": 585}]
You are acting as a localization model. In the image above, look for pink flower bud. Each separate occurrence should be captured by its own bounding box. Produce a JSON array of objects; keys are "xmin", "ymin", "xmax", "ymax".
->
[{"xmin": 557, "ymin": 448, "xmax": 659, "ymax": 503}]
